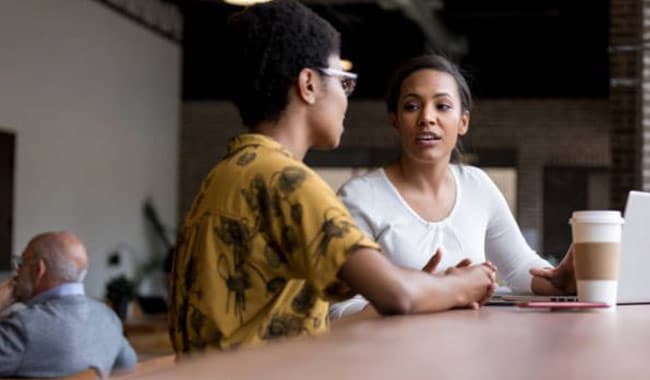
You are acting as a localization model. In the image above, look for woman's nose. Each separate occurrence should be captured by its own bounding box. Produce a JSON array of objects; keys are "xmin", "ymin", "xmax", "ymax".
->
[{"xmin": 418, "ymin": 104, "xmax": 436, "ymax": 126}]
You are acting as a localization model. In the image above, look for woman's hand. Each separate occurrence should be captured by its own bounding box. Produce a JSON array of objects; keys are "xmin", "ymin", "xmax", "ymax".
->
[
  {"xmin": 421, "ymin": 249, "xmax": 443, "ymax": 273},
  {"xmin": 530, "ymin": 245, "xmax": 577, "ymax": 295},
  {"xmin": 422, "ymin": 249, "xmax": 497, "ymax": 308},
  {"xmin": 422, "ymin": 249, "xmax": 486, "ymax": 274},
  {"xmin": 444, "ymin": 263, "xmax": 497, "ymax": 309}
]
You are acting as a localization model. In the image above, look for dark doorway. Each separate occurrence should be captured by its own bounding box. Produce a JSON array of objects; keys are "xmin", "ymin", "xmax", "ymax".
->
[
  {"xmin": 543, "ymin": 166, "xmax": 609, "ymax": 262},
  {"xmin": 0, "ymin": 130, "xmax": 14, "ymax": 270}
]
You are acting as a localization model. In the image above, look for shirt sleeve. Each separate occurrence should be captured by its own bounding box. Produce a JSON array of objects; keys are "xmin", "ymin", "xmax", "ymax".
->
[
  {"xmin": 337, "ymin": 176, "xmax": 377, "ymax": 239},
  {"xmin": 113, "ymin": 337, "xmax": 137, "ymax": 372},
  {"xmin": 278, "ymin": 166, "xmax": 380, "ymax": 301},
  {"xmin": 328, "ymin": 177, "xmax": 378, "ymax": 318},
  {"xmin": 0, "ymin": 313, "xmax": 27, "ymax": 376},
  {"xmin": 328, "ymin": 294, "xmax": 370, "ymax": 320},
  {"xmin": 477, "ymin": 168, "xmax": 552, "ymax": 292}
]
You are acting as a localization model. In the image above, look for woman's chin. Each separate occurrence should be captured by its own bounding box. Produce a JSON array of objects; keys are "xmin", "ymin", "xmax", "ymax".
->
[
  {"xmin": 313, "ymin": 141, "xmax": 340, "ymax": 151},
  {"xmin": 406, "ymin": 152, "xmax": 450, "ymax": 165},
  {"xmin": 313, "ymin": 133, "xmax": 343, "ymax": 151}
]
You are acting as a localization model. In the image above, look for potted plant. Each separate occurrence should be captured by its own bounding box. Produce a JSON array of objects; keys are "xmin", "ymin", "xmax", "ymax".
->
[{"xmin": 105, "ymin": 275, "xmax": 136, "ymax": 320}]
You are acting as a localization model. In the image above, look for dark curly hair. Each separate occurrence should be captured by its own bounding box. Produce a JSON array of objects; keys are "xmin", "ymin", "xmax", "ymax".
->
[
  {"xmin": 225, "ymin": 0, "xmax": 340, "ymax": 129},
  {"xmin": 385, "ymin": 54, "xmax": 472, "ymax": 163}
]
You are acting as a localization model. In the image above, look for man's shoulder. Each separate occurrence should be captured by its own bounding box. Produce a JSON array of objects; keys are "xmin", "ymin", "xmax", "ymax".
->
[
  {"xmin": 0, "ymin": 302, "xmax": 26, "ymax": 319},
  {"xmin": 49, "ymin": 295, "xmax": 116, "ymax": 314},
  {"xmin": 17, "ymin": 296, "xmax": 116, "ymax": 323}
]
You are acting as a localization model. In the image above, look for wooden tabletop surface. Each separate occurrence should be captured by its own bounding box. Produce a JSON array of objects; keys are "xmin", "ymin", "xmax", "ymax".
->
[{"xmin": 133, "ymin": 305, "xmax": 650, "ymax": 380}]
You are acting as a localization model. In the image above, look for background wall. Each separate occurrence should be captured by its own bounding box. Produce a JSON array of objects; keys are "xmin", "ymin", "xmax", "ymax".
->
[
  {"xmin": 180, "ymin": 99, "xmax": 610, "ymax": 259},
  {"xmin": 0, "ymin": 0, "xmax": 180, "ymax": 298},
  {"xmin": 179, "ymin": 0, "xmax": 650, "ymax": 267}
]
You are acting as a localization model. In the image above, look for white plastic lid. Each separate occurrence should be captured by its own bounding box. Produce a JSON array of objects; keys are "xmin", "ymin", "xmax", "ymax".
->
[{"xmin": 569, "ymin": 210, "xmax": 624, "ymax": 225}]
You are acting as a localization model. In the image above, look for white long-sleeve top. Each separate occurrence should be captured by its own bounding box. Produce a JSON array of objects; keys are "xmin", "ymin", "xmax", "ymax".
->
[{"xmin": 330, "ymin": 165, "xmax": 551, "ymax": 319}]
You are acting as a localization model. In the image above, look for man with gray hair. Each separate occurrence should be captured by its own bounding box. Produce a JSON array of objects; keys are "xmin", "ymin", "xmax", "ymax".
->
[{"xmin": 0, "ymin": 231, "xmax": 137, "ymax": 378}]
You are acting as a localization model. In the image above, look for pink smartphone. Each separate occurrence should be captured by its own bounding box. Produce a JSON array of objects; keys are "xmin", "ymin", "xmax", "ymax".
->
[{"xmin": 517, "ymin": 301, "xmax": 610, "ymax": 309}]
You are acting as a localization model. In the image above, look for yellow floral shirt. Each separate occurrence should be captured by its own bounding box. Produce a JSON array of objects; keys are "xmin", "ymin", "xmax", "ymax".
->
[{"xmin": 169, "ymin": 134, "xmax": 380, "ymax": 353}]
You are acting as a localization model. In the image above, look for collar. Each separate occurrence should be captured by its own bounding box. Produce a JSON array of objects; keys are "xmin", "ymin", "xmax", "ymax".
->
[
  {"xmin": 226, "ymin": 133, "xmax": 294, "ymax": 159},
  {"xmin": 28, "ymin": 282, "xmax": 85, "ymax": 306}
]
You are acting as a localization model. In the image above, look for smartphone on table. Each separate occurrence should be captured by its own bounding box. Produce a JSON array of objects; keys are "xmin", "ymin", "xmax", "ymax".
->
[{"xmin": 516, "ymin": 301, "xmax": 610, "ymax": 310}]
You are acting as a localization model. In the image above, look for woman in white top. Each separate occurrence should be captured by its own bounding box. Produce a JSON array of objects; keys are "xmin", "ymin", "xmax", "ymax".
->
[{"xmin": 331, "ymin": 55, "xmax": 576, "ymax": 318}]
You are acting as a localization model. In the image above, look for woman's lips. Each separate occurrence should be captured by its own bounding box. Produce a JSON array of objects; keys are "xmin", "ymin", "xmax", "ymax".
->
[{"xmin": 415, "ymin": 132, "xmax": 442, "ymax": 145}]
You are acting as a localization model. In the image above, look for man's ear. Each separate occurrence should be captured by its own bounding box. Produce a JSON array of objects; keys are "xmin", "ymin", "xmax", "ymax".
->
[
  {"xmin": 33, "ymin": 258, "xmax": 47, "ymax": 286},
  {"xmin": 458, "ymin": 110, "xmax": 470, "ymax": 136},
  {"xmin": 296, "ymin": 68, "xmax": 319, "ymax": 105}
]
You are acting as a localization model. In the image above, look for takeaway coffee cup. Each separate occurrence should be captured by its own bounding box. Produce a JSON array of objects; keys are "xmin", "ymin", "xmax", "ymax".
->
[{"xmin": 569, "ymin": 211, "xmax": 624, "ymax": 306}]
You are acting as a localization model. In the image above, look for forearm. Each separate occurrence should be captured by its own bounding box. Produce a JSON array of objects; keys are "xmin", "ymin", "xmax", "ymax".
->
[
  {"xmin": 0, "ymin": 316, "xmax": 27, "ymax": 374},
  {"xmin": 338, "ymin": 248, "xmax": 470, "ymax": 315},
  {"xmin": 396, "ymin": 268, "xmax": 469, "ymax": 313}
]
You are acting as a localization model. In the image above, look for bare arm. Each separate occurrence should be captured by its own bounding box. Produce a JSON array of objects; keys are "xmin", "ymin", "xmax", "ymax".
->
[{"xmin": 337, "ymin": 248, "xmax": 496, "ymax": 315}]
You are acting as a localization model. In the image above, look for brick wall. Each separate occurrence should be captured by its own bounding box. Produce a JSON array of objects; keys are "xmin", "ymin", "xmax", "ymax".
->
[
  {"xmin": 643, "ymin": 1, "xmax": 650, "ymax": 191},
  {"xmin": 610, "ymin": 0, "xmax": 643, "ymax": 208},
  {"xmin": 178, "ymin": 1, "xmax": 648, "ymax": 255},
  {"xmin": 180, "ymin": 99, "xmax": 610, "ymax": 251},
  {"xmin": 469, "ymin": 99, "xmax": 611, "ymax": 250}
]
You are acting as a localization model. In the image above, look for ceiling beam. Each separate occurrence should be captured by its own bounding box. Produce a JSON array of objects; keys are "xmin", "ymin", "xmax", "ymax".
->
[
  {"xmin": 379, "ymin": 0, "xmax": 466, "ymax": 57},
  {"xmin": 303, "ymin": 0, "xmax": 466, "ymax": 57},
  {"xmin": 94, "ymin": 0, "xmax": 183, "ymax": 43}
]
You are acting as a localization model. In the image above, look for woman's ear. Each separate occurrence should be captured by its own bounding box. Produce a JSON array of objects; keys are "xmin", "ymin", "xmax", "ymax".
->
[
  {"xmin": 297, "ymin": 68, "xmax": 318, "ymax": 105},
  {"xmin": 390, "ymin": 113, "xmax": 399, "ymax": 130},
  {"xmin": 458, "ymin": 110, "xmax": 470, "ymax": 136}
]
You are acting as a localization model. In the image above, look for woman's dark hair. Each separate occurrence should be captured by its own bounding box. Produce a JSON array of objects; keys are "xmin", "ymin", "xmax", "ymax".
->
[
  {"xmin": 224, "ymin": 0, "xmax": 340, "ymax": 129},
  {"xmin": 385, "ymin": 54, "xmax": 472, "ymax": 163}
]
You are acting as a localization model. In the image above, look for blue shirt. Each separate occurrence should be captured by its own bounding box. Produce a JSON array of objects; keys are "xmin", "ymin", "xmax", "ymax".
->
[{"xmin": 27, "ymin": 283, "xmax": 85, "ymax": 306}]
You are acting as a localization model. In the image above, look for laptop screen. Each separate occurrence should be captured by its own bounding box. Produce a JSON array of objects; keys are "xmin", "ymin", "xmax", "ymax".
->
[{"xmin": 618, "ymin": 191, "xmax": 650, "ymax": 304}]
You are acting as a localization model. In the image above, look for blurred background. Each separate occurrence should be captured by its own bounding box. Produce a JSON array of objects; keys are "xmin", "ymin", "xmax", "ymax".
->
[{"xmin": 0, "ymin": 0, "xmax": 647, "ymax": 299}]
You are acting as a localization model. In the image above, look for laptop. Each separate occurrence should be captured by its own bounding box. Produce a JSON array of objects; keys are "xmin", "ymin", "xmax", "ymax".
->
[{"xmin": 490, "ymin": 191, "xmax": 650, "ymax": 305}]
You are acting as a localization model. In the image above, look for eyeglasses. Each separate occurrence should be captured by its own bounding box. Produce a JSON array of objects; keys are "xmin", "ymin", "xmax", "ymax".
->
[{"xmin": 318, "ymin": 67, "xmax": 358, "ymax": 97}]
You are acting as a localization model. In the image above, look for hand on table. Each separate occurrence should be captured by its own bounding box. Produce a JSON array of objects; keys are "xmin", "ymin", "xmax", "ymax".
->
[
  {"xmin": 530, "ymin": 245, "xmax": 577, "ymax": 295},
  {"xmin": 422, "ymin": 249, "xmax": 498, "ymax": 309},
  {"xmin": 421, "ymin": 249, "xmax": 483, "ymax": 273}
]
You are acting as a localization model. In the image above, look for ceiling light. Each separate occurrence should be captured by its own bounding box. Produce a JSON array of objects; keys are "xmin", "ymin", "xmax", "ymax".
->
[
  {"xmin": 223, "ymin": 0, "xmax": 272, "ymax": 6},
  {"xmin": 341, "ymin": 59, "xmax": 353, "ymax": 71}
]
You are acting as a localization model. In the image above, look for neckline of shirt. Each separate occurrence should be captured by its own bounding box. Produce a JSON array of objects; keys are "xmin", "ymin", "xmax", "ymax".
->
[
  {"xmin": 379, "ymin": 165, "xmax": 461, "ymax": 226},
  {"xmin": 229, "ymin": 133, "xmax": 295, "ymax": 159}
]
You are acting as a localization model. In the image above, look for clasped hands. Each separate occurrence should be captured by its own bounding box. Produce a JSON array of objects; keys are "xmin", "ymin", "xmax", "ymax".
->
[{"xmin": 422, "ymin": 249, "xmax": 498, "ymax": 309}]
